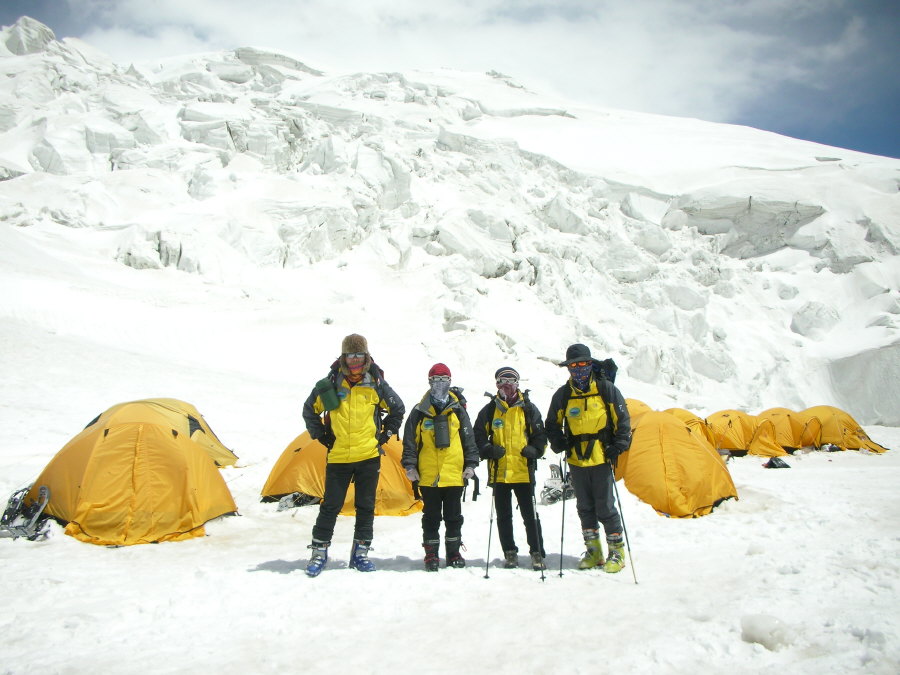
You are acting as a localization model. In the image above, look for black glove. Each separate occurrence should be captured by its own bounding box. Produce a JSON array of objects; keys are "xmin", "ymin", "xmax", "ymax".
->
[
  {"xmin": 378, "ymin": 429, "xmax": 395, "ymax": 445},
  {"xmin": 481, "ymin": 444, "xmax": 506, "ymax": 460},
  {"xmin": 521, "ymin": 445, "xmax": 541, "ymax": 459},
  {"xmin": 605, "ymin": 445, "xmax": 623, "ymax": 467},
  {"xmin": 550, "ymin": 443, "xmax": 566, "ymax": 454},
  {"xmin": 318, "ymin": 430, "xmax": 336, "ymax": 450}
]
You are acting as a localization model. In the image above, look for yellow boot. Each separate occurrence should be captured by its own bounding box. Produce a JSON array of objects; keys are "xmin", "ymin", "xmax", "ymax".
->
[
  {"xmin": 603, "ymin": 533, "xmax": 626, "ymax": 573},
  {"xmin": 577, "ymin": 529, "xmax": 605, "ymax": 570}
]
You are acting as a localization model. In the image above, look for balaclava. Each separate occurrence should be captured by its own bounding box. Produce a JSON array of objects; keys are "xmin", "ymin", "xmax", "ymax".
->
[
  {"xmin": 428, "ymin": 363, "xmax": 452, "ymax": 405},
  {"xmin": 495, "ymin": 366, "xmax": 520, "ymax": 402}
]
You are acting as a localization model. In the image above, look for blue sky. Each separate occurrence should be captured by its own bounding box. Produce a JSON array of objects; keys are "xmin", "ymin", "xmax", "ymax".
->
[{"xmin": 2, "ymin": 0, "xmax": 898, "ymax": 159}]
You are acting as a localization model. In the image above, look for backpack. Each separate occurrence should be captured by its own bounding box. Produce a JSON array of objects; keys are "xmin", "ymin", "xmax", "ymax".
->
[
  {"xmin": 593, "ymin": 358, "xmax": 617, "ymax": 383},
  {"xmin": 450, "ymin": 386, "xmax": 467, "ymax": 409}
]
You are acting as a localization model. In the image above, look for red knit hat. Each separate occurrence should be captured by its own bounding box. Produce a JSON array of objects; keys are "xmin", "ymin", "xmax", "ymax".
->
[{"xmin": 428, "ymin": 363, "xmax": 451, "ymax": 378}]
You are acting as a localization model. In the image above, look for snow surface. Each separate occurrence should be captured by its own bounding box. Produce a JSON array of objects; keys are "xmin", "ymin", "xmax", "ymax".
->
[{"xmin": 0, "ymin": 17, "xmax": 899, "ymax": 674}]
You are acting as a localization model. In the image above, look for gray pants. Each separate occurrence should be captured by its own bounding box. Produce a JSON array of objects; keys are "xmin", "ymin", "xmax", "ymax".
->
[{"xmin": 568, "ymin": 463, "xmax": 622, "ymax": 536}]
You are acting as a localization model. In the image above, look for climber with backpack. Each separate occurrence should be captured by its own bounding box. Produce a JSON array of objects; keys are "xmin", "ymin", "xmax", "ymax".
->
[
  {"xmin": 402, "ymin": 363, "xmax": 480, "ymax": 571},
  {"xmin": 474, "ymin": 366, "xmax": 548, "ymax": 571},
  {"xmin": 545, "ymin": 343, "xmax": 632, "ymax": 573},
  {"xmin": 301, "ymin": 334, "xmax": 405, "ymax": 577}
]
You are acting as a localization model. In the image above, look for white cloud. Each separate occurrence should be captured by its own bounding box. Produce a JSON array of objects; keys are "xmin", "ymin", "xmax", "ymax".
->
[{"xmin": 69, "ymin": 0, "xmax": 883, "ymax": 129}]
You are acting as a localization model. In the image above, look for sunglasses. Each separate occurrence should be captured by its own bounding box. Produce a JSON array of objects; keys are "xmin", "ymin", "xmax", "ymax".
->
[
  {"xmin": 344, "ymin": 352, "xmax": 367, "ymax": 359},
  {"xmin": 429, "ymin": 375, "xmax": 451, "ymax": 383},
  {"xmin": 496, "ymin": 377, "xmax": 519, "ymax": 385},
  {"xmin": 567, "ymin": 361, "xmax": 590, "ymax": 368}
]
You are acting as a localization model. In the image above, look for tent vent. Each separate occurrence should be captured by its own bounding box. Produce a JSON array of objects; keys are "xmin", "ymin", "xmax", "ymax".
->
[{"xmin": 187, "ymin": 416, "xmax": 203, "ymax": 437}]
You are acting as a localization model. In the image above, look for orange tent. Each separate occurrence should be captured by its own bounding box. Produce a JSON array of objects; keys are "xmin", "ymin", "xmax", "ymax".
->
[
  {"xmin": 262, "ymin": 432, "xmax": 422, "ymax": 516},
  {"xmin": 706, "ymin": 409, "xmax": 785, "ymax": 457},
  {"xmin": 615, "ymin": 411, "xmax": 737, "ymax": 517},
  {"xmin": 25, "ymin": 399, "xmax": 237, "ymax": 545},
  {"xmin": 626, "ymin": 398, "xmax": 653, "ymax": 425},
  {"xmin": 801, "ymin": 405, "xmax": 890, "ymax": 453},
  {"xmin": 757, "ymin": 407, "xmax": 821, "ymax": 451},
  {"xmin": 663, "ymin": 408, "xmax": 717, "ymax": 448}
]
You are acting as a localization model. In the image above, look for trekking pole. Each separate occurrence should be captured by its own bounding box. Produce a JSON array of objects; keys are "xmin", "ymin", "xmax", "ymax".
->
[
  {"xmin": 530, "ymin": 485, "xmax": 546, "ymax": 582},
  {"xmin": 483, "ymin": 460, "xmax": 498, "ymax": 579},
  {"xmin": 558, "ymin": 458, "xmax": 566, "ymax": 578},
  {"xmin": 609, "ymin": 462, "xmax": 638, "ymax": 585}
]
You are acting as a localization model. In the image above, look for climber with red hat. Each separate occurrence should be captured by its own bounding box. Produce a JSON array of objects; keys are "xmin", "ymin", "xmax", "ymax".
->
[{"xmin": 402, "ymin": 363, "xmax": 479, "ymax": 571}]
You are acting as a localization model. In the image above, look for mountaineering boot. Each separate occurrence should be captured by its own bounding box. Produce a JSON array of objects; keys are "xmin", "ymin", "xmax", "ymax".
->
[
  {"xmin": 578, "ymin": 528, "xmax": 604, "ymax": 570},
  {"xmin": 603, "ymin": 533, "xmax": 626, "ymax": 574},
  {"xmin": 423, "ymin": 540, "xmax": 440, "ymax": 572},
  {"xmin": 446, "ymin": 537, "xmax": 466, "ymax": 568},
  {"xmin": 349, "ymin": 539, "xmax": 377, "ymax": 572},
  {"xmin": 305, "ymin": 539, "xmax": 329, "ymax": 577},
  {"xmin": 530, "ymin": 551, "xmax": 546, "ymax": 571},
  {"xmin": 503, "ymin": 550, "xmax": 519, "ymax": 569}
]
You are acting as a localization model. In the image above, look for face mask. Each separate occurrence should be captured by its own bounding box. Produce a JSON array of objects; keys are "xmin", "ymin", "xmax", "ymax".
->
[
  {"xmin": 568, "ymin": 364, "xmax": 592, "ymax": 391},
  {"xmin": 430, "ymin": 380, "xmax": 451, "ymax": 403},
  {"xmin": 344, "ymin": 353, "xmax": 367, "ymax": 375},
  {"xmin": 498, "ymin": 382, "xmax": 519, "ymax": 401}
]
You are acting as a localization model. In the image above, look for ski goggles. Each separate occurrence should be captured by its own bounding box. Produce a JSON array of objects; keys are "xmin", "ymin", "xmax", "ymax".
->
[
  {"xmin": 428, "ymin": 375, "xmax": 451, "ymax": 382},
  {"xmin": 344, "ymin": 352, "xmax": 367, "ymax": 359},
  {"xmin": 566, "ymin": 361, "xmax": 590, "ymax": 368},
  {"xmin": 496, "ymin": 377, "xmax": 519, "ymax": 385}
]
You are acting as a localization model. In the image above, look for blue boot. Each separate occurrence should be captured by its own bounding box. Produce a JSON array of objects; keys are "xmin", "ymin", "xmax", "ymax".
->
[
  {"xmin": 349, "ymin": 540, "xmax": 376, "ymax": 572},
  {"xmin": 305, "ymin": 540, "xmax": 329, "ymax": 577}
]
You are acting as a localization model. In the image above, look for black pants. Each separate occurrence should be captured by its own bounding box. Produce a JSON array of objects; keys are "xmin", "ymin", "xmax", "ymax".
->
[
  {"xmin": 312, "ymin": 456, "xmax": 380, "ymax": 543},
  {"xmin": 494, "ymin": 482, "xmax": 544, "ymax": 555},
  {"xmin": 569, "ymin": 462, "xmax": 622, "ymax": 536},
  {"xmin": 419, "ymin": 486, "xmax": 464, "ymax": 541}
]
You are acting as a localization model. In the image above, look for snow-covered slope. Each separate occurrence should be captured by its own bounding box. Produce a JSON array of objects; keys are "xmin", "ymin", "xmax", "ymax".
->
[
  {"xmin": 1, "ymin": 17, "xmax": 899, "ymax": 675},
  {"xmin": 1, "ymin": 14, "xmax": 898, "ymax": 424}
]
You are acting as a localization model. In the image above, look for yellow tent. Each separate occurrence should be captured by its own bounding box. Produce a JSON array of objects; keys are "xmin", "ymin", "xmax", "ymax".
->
[
  {"xmin": 801, "ymin": 405, "xmax": 890, "ymax": 453},
  {"xmin": 261, "ymin": 432, "xmax": 423, "ymax": 516},
  {"xmin": 706, "ymin": 409, "xmax": 786, "ymax": 457},
  {"xmin": 75, "ymin": 398, "xmax": 238, "ymax": 467},
  {"xmin": 25, "ymin": 399, "xmax": 238, "ymax": 545},
  {"xmin": 614, "ymin": 411, "xmax": 738, "ymax": 517},
  {"xmin": 757, "ymin": 407, "xmax": 821, "ymax": 451},
  {"xmin": 626, "ymin": 398, "xmax": 653, "ymax": 425},
  {"xmin": 663, "ymin": 408, "xmax": 717, "ymax": 448}
]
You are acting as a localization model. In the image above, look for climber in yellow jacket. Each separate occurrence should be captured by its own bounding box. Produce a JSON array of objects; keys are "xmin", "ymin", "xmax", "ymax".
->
[
  {"xmin": 546, "ymin": 344, "xmax": 632, "ymax": 573},
  {"xmin": 402, "ymin": 363, "xmax": 479, "ymax": 571},
  {"xmin": 474, "ymin": 366, "xmax": 548, "ymax": 571},
  {"xmin": 301, "ymin": 333, "xmax": 405, "ymax": 577}
]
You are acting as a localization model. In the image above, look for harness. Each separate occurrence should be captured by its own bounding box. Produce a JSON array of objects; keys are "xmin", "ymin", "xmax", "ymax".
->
[{"xmin": 564, "ymin": 384, "xmax": 615, "ymax": 462}]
